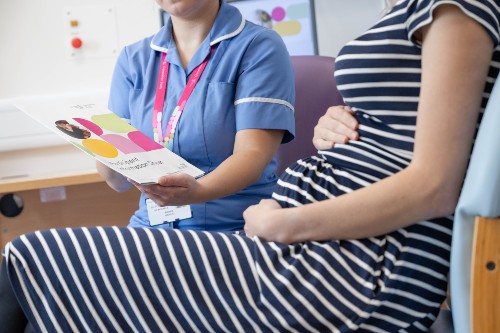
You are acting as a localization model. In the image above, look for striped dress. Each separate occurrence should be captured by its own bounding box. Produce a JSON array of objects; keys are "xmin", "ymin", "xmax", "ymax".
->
[{"xmin": 5, "ymin": 0, "xmax": 500, "ymax": 332}]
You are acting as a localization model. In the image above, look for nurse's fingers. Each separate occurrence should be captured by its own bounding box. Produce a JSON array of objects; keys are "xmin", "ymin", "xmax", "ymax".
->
[{"xmin": 157, "ymin": 174, "xmax": 193, "ymax": 188}]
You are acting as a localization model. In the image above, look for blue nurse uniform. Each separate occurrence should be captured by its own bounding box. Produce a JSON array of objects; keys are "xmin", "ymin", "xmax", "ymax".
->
[{"xmin": 108, "ymin": 3, "xmax": 295, "ymax": 231}]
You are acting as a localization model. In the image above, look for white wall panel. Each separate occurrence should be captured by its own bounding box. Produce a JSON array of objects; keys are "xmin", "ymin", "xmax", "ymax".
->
[
  {"xmin": 315, "ymin": 0, "xmax": 386, "ymax": 57},
  {"xmin": 0, "ymin": 0, "xmax": 159, "ymax": 99}
]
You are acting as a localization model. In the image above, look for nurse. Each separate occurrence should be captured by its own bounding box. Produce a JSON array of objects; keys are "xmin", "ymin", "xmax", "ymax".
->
[{"xmin": 97, "ymin": 0, "xmax": 295, "ymax": 232}]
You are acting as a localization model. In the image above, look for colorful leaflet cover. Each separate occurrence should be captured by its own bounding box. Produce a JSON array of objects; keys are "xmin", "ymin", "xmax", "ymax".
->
[{"xmin": 14, "ymin": 96, "xmax": 205, "ymax": 184}]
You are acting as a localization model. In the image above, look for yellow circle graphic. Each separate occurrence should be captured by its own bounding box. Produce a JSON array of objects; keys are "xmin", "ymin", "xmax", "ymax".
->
[
  {"xmin": 273, "ymin": 20, "xmax": 301, "ymax": 36},
  {"xmin": 82, "ymin": 139, "xmax": 119, "ymax": 158}
]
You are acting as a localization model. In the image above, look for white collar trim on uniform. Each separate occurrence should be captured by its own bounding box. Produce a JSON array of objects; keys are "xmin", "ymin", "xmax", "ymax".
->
[
  {"xmin": 150, "ymin": 15, "xmax": 245, "ymax": 53},
  {"xmin": 150, "ymin": 42, "xmax": 168, "ymax": 53},
  {"xmin": 210, "ymin": 16, "xmax": 245, "ymax": 46}
]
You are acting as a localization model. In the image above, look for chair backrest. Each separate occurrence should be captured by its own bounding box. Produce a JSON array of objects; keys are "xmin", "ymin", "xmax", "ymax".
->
[
  {"xmin": 450, "ymin": 78, "xmax": 500, "ymax": 332},
  {"xmin": 276, "ymin": 55, "xmax": 344, "ymax": 175}
]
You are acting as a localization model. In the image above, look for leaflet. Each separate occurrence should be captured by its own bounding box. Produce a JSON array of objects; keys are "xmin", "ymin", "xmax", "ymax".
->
[{"xmin": 14, "ymin": 96, "xmax": 205, "ymax": 184}]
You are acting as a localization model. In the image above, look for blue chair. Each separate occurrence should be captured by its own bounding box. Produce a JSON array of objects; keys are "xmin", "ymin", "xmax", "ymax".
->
[{"xmin": 450, "ymin": 79, "xmax": 500, "ymax": 332}]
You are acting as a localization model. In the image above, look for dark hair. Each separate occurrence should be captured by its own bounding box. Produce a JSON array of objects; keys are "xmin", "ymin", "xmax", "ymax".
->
[
  {"xmin": 55, "ymin": 121, "xmax": 91, "ymax": 139},
  {"xmin": 55, "ymin": 120, "xmax": 69, "ymax": 126}
]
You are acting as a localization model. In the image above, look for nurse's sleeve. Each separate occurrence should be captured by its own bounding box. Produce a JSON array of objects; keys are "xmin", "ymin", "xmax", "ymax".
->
[
  {"xmin": 108, "ymin": 47, "xmax": 133, "ymax": 121},
  {"xmin": 235, "ymin": 29, "xmax": 296, "ymax": 143}
]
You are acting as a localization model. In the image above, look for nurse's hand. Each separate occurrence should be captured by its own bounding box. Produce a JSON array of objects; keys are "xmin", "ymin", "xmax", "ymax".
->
[
  {"xmin": 243, "ymin": 199, "xmax": 291, "ymax": 243},
  {"xmin": 313, "ymin": 105, "xmax": 359, "ymax": 150},
  {"xmin": 129, "ymin": 173, "xmax": 200, "ymax": 207}
]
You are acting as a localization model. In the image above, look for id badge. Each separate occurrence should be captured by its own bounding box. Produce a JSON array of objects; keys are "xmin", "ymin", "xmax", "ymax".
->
[{"xmin": 146, "ymin": 198, "xmax": 192, "ymax": 227}]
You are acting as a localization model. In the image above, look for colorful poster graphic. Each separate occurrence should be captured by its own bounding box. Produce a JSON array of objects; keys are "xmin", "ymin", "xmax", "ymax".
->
[{"xmin": 230, "ymin": 0, "xmax": 317, "ymax": 55}]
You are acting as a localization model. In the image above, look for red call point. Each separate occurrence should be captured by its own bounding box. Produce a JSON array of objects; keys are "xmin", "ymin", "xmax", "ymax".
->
[{"xmin": 71, "ymin": 37, "xmax": 83, "ymax": 49}]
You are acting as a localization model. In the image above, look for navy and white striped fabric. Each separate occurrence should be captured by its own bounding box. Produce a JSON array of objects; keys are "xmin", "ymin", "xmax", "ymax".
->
[{"xmin": 5, "ymin": 0, "xmax": 500, "ymax": 332}]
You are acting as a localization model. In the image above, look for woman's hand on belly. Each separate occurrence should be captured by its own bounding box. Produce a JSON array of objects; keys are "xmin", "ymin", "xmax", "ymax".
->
[
  {"xmin": 243, "ymin": 199, "xmax": 283, "ymax": 240},
  {"xmin": 313, "ymin": 105, "xmax": 359, "ymax": 150},
  {"xmin": 243, "ymin": 199, "xmax": 302, "ymax": 244}
]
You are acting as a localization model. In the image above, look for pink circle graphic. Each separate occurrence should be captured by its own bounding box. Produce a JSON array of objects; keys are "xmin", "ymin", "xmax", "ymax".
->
[
  {"xmin": 101, "ymin": 134, "xmax": 146, "ymax": 154},
  {"xmin": 73, "ymin": 118, "xmax": 103, "ymax": 136},
  {"xmin": 272, "ymin": 7, "xmax": 286, "ymax": 22},
  {"xmin": 128, "ymin": 130, "xmax": 164, "ymax": 151}
]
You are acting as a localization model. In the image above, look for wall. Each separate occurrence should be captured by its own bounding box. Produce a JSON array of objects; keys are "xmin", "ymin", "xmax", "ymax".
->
[
  {"xmin": 0, "ymin": 0, "xmax": 159, "ymax": 99},
  {"xmin": 315, "ymin": 0, "xmax": 386, "ymax": 57},
  {"xmin": 0, "ymin": 0, "xmax": 385, "ymax": 157}
]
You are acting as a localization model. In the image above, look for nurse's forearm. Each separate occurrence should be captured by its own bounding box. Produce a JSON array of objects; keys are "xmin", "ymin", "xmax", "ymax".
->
[
  {"xmin": 95, "ymin": 161, "xmax": 133, "ymax": 192},
  {"xmin": 195, "ymin": 129, "xmax": 283, "ymax": 202},
  {"xmin": 196, "ymin": 152, "xmax": 267, "ymax": 201}
]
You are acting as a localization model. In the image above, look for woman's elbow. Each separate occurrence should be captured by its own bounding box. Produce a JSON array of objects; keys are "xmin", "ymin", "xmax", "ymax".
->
[
  {"xmin": 425, "ymin": 177, "xmax": 462, "ymax": 217},
  {"xmin": 434, "ymin": 188, "xmax": 460, "ymax": 216},
  {"xmin": 407, "ymin": 157, "xmax": 466, "ymax": 217}
]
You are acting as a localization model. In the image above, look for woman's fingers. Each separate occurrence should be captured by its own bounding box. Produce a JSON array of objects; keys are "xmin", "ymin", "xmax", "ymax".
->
[{"xmin": 313, "ymin": 105, "xmax": 359, "ymax": 150}]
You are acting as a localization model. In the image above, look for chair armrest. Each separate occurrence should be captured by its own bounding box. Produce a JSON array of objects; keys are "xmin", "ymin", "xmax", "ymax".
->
[{"xmin": 471, "ymin": 216, "xmax": 500, "ymax": 333}]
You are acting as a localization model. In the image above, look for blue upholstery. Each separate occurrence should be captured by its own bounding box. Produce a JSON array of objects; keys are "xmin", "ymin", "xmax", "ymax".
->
[
  {"xmin": 429, "ymin": 309, "xmax": 454, "ymax": 333},
  {"xmin": 450, "ymin": 79, "xmax": 500, "ymax": 333}
]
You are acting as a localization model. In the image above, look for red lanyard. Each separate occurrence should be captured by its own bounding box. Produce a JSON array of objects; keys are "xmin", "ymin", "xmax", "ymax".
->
[{"xmin": 152, "ymin": 47, "xmax": 214, "ymax": 150}]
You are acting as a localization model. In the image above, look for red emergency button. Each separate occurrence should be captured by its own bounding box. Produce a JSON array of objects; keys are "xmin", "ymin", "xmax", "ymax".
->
[{"xmin": 71, "ymin": 37, "xmax": 83, "ymax": 49}]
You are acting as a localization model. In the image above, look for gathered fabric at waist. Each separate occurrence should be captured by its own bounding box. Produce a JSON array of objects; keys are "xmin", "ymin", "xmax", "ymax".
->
[{"xmin": 319, "ymin": 112, "xmax": 414, "ymax": 182}]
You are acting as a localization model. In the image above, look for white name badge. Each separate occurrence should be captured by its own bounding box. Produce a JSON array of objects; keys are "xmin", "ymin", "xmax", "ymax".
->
[{"xmin": 146, "ymin": 198, "xmax": 192, "ymax": 227}]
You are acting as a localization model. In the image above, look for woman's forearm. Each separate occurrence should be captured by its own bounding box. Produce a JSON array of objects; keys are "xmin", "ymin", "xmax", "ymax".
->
[{"xmin": 277, "ymin": 163, "xmax": 457, "ymax": 243}]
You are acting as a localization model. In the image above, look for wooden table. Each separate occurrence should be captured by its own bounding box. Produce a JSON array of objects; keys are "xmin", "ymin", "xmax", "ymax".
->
[{"xmin": 0, "ymin": 154, "xmax": 138, "ymax": 250}]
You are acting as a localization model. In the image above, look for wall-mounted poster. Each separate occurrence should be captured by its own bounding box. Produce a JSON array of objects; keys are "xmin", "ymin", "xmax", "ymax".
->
[{"xmin": 229, "ymin": 0, "xmax": 317, "ymax": 55}]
